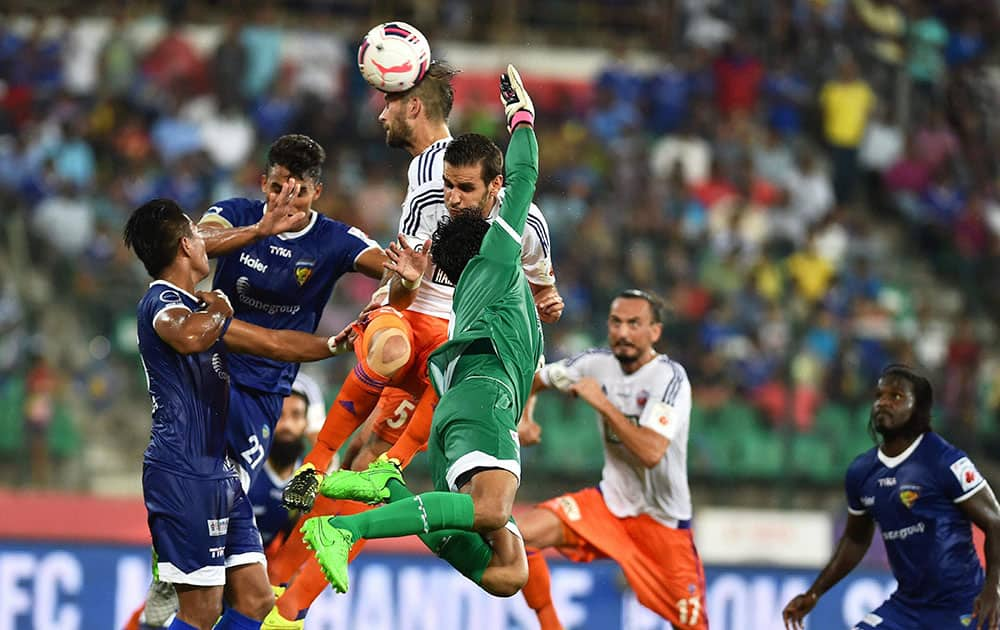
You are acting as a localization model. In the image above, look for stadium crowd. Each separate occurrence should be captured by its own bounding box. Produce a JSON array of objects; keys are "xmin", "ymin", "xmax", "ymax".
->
[{"xmin": 2, "ymin": 0, "xmax": 1000, "ymax": 497}]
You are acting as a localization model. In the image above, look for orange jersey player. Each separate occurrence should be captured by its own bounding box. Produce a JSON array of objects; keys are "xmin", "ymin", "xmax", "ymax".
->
[
  {"xmin": 517, "ymin": 290, "xmax": 708, "ymax": 630},
  {"xmin": 261, "ymin": 62, "xmax": 563, "ymax": 629}
]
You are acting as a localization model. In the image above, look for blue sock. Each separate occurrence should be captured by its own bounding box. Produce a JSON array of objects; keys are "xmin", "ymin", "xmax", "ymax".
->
[
  {"xmin": 167, "ymin": 618, "xmax": 199, "ymax": 630},
  {"xmin": 213, "ymin": 608, "xmax": 262, "ymax": 629}
]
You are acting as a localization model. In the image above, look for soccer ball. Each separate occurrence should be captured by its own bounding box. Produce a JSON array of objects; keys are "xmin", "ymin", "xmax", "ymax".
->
[{"xmin": 357, "ymin": 21, "xmax": 431, "ymax": 93}]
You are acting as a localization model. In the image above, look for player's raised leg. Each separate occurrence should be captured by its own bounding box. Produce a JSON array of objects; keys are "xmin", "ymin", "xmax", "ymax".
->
[{"xmin": 301, "ymin": 308, "xmax": 414, "ymax": 473}]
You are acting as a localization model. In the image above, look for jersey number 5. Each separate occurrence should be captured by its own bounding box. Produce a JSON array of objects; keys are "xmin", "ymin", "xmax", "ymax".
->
[
  {"xmin": 385, "ymin": 400, "xmax": 416, "ymax": 429},
  {"xmin": 241, "ymin": 434, "xmax": 266, "ymax": 470}
]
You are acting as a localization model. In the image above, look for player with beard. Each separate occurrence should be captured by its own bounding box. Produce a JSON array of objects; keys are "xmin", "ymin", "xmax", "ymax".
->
[
  {"xmin": 784, "ymin": 365, "xmax": 1000, "ymax": 630},
  {"xmin": 516, "ymin": 290, "xmax": 708, "ymax": 630},
  {"xmin": 249, "ymin": 378, "xmax": 314, "ymax": 557}
]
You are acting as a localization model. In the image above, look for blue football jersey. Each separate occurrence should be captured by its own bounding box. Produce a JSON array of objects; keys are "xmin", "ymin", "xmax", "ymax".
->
[
  {"xmin": 137, "ymin": 280, "xmax": 233, "ymax": 479},
  {"xmin": 247, "ymin": 460, "xmax": 296, "ymax": 546},
  {"xmin": 845, "ymin": 432, "xmax": 986, "ymax": 607},
  {"xmin": 203, "ymin": 200, "xmax": 378, "ymax": 395}
]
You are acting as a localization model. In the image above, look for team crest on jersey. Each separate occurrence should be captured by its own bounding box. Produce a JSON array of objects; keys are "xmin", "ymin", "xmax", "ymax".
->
[
  {"xmin": 294, "ymin": 259, "xmax": 315, "ymax": 286},
  {"xmin": 899, "ymin": 486, "xmax": 920, "ymax": 509},
  {"xmin": 637, "ymin": 389, "xmax": 649, "ymax": 407}
]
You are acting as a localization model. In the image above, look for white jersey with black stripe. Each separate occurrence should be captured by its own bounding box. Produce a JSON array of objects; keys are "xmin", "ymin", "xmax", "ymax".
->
[
  {"xmin": 538, "ymin": 350, "xmax": 693, "ymax": 526},
  {"xmin": 398, "ymin": 138, "xmax": 556, "ymax": 320}
]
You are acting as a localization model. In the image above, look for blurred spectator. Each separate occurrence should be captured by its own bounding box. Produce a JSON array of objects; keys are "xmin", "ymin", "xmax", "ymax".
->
[
  {"xmin": 762, "ymin": 57, "xmax": 809, "ymax": 136},
  {"xmin": 906, "ymin": 1, "xmax": 949, "ymax": 95},
  {"xmin": 140, "ymin": 18, "xmax": 208, "ymax": 97},
  {"xmin": 24, "ymin": 355, "xmax": 57, "ymax": 487},
  {"xmin": 945, "ymin": 17, "xmax": 985, "ymax": 67},
  {"xmin": 912, "ymin": 109, "xmax": 959, "ymax": 174},
  {"xmin": 712, "ymin": 36, "xmax": 763, "ymax": 117},
  {"xmin": 650, "ymin": 120, "xmax": 711, "ymax": 185},
  {"xmin": 819, "ymin": 56, "xmax": 876, "ymax": 203},
  {"xmin": 99, "ymin": 12, "xmax": 137, "ymax": 98},
  {"xmin": 212, "ymin": 17, "xmax": 248, "ymax": 110}
]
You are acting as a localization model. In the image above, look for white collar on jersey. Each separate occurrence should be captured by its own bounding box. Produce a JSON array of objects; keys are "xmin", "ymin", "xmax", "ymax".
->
[
  {"xmin": 877, "ymin": 433, "xmax": 925, "ymax": 468},
  {"xmin": 261, "ymin": 204, "xmax": 318, "ymax": 240},
  {"xmin": 420, "ymin": 136, "xmax": 453, "ymax": 155},
  {"xmin": 149, "ymin": 279, "xmax": 199, "ymax": 302}
]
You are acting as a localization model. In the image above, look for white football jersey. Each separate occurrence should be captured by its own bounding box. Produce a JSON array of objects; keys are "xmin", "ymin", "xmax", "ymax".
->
[
  {"xmin": 397, "ymin": 138, "xmax": 556, "ymax": 320},
  {"xmin": 538, "ymin": 349, "xmax": 693, "ymax": 527}
]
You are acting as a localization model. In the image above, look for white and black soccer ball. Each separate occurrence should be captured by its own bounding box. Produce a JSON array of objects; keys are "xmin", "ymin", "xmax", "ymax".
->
[{"xmin": 357, "ymin": 21, "xmax": 431, "ymax": 93}]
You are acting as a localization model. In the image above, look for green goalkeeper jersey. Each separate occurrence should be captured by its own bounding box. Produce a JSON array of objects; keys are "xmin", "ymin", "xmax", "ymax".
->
[{"xmin": 427, "ymin": 126, "xmax": 543, "ymax": 413}]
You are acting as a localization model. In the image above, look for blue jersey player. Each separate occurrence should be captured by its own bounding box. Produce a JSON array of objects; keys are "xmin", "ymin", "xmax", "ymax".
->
[
  {"xmin": 250, "ymin": 379, "xmax": 310, "ymax": 554},
  {"xmin": 125, "ymin": 199, "xmax": 342, "ymax": 630},
  {"xmin": 197, "ymin": 134, "xmax": 386, "ymax": 487},
  {"xmin": 784, "ymin": 365, "xmax": 1000, "ymax": 630}
]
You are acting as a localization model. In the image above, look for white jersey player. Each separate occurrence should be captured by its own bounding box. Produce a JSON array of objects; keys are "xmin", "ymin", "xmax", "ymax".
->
[
  {"xmin": 399, "ymin": 138, "xmax": 557, "ymax": 320},
  {"xmin": 516, "ymin": 289, "xmax": 708, "ymax": 630},
  {"xmin": 537, "ymin": 345, "xmax": 692, "ymax": 526}
]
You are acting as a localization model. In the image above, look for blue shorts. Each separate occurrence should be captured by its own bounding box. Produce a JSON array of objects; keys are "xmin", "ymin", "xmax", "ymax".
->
[
  {"xmin": 226, "ymin": 384, "xmax": 284, "ymax": 487},
  {"xmin": 853, "ymin": 596, "xmax": 976, "ymax": 630},
  {"xmin": 143, "ymin": 466, "xmax": 264, "ymax": 586}
]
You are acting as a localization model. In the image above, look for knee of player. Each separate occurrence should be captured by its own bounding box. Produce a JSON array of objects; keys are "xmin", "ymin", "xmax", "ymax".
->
[
  {"xmin": 365, "ymin": 329, "xmax": 411, "ymax": 379},
  {"xmin": 473, "ymin": 502, "xmax": 513, "ymax": 533},
  {"xmin": 481, "ymin": 564, "xmax": 528, "ymax": 597}
]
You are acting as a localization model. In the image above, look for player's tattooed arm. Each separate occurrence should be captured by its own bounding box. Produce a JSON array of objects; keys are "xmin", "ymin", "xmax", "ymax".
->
[
  {"xmin": 199, "ymin": 179, "xmax": 307, "ymax": 257},
  {"xmin": 958, "ymin": 483, "xmax": 1000, "ymax": 629},
  {"xmin": 153, "ymin": 289, "xmax": 233, "ymax": 354},
  {"xmin": 385, "ymin": 234, "xmax": 431, "ymax": 310},
  {"xmin": 223, "ymin": 319, "xmax": 340, "ymax": 362},
  {"xmin": 782, "ymin": 512, "xmax": 875, "ymax": 630}
]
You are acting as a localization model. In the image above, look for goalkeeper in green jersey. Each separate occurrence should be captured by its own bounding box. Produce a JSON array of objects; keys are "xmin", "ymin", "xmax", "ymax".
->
[{"xmin": 297, "ymin": 64, "xmax": 541, "ymax": 597}]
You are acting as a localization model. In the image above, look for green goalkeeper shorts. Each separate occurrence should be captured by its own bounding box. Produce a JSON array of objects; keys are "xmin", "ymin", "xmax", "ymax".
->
[{"xmin": 429, "ymin": 374, "xmax": 521, "ymax": 492}]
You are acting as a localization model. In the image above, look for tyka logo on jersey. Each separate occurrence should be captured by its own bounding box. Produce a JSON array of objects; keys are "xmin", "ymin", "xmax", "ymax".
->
[
  {"xmin": 269, "ymin": 245, "xmax": 292, "ymax": 258},
  {"xmin": 294, "ymin": 259, "xmax": 315, "ymax": 286}
]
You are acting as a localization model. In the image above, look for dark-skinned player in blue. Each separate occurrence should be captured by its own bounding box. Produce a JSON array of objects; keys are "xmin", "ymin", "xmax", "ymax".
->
[{"xmin": 783, "ymin": 364, "xmax": 1000, "ymax": 630}]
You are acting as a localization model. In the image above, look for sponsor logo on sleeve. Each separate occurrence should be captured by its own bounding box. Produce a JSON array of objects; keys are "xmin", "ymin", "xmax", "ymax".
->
[
  {"xmin": 950, "ymin": 457, "xmax": 982, "ymax": 493},
  {"xmin": 159, "ymin": 290, "xmax": 181, "ymax": 305},
  {"xmin": 555, "ymin": 496, "xmax": 582, "ymax": 521},
  {"xmin": 207, "ymin": 518, "xmax": 229, "ymax": 536}
]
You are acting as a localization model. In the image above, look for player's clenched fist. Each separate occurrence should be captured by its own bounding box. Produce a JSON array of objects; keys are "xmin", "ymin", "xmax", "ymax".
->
[
  {"xmin": 196, "ymin": 290, "xmax": 233, "ymax": 319},
  {"xmin": 282, "ymin": 462, "xmax": 321, "ymax": 511}
]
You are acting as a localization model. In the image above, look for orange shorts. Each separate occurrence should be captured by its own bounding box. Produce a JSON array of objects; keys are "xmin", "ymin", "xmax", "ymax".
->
[
  {"xmin": 541, "ymin": 487, "xmax": 708, "ymax": 629},
  {"xmin": 361, "ymin": 308, "xmax": 448, "ymax": 443}
]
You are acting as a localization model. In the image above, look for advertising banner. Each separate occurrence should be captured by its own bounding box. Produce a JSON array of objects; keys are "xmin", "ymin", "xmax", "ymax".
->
[{"xmin": 0, "ymin": 541, "xmax": 897, "ymax": 630}]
